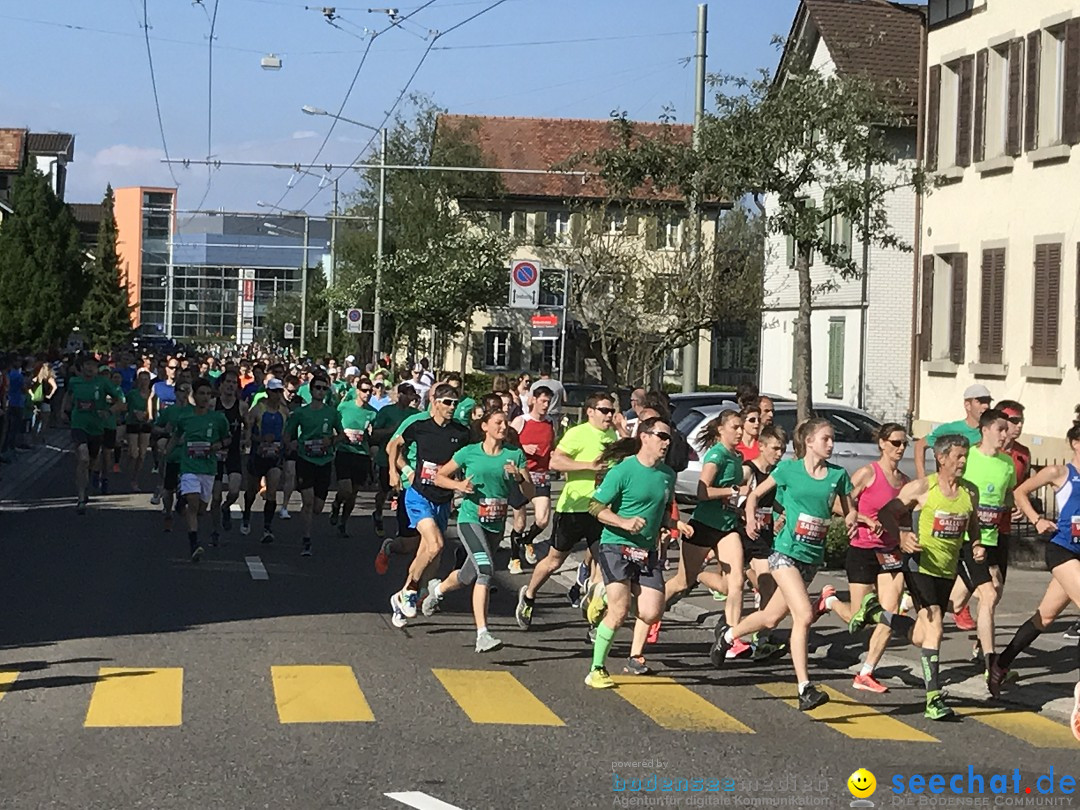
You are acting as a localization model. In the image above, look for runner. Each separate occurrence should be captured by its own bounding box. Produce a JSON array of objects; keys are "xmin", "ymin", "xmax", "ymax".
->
[
  {"xmin": 125, "ymin": 370, "xmax": 153, "ymax": 490},
  {"xmin": 735, "ymin": 404, "xmax": 761, "ymax": 461},
  {"xmin": 584, "ymin": 416, "xmax": 688, "ymax": 687},
  {"xmin": 988, "ymin": 411, "xmax": 1080, "ymax": 740},
  {"xmin": 95, "ymin": 369, "xmax": 124, "ymax": 495},
  {"xmin": 508, "ymin": 386, "xmax": 556, "ymax": 574},
  {"xmin": 330, "ymin": 376, "xmax": 378, "ymax": 537},
  {"xmin": 388, "ymin": 384, "xmax": 471, "ymax": 627},
  {"xmin": 370, "ymin": 384, "xmax": 421, "ymax": 562},
  {"xmin": 169, "ymin": 378, "xmax": 231, "ymax": 563},
  {"xmin": 153, "ymin": 381, "xmax": 193, "ymax": 531},
  {"xmin": 515, "ymin": 393, "xmax": 617, "ymax": 630},
  {"xmin": 242, "ymin": 378, "xmax": 288, "ymax": 543},
  {"xmin": 149, "ymin": 358, "xmax": 179, "ymax": 504},
  {"xmin": 425, "ymin": 408, "xmax": 533, "ymax": 652},
  {"xmin": 63, "ymin": 355, "xmax": 126, "ymax": 513},
  {"xmin": 712, "ymin": 417, "xmax": 857, "ymax": 711},
  {"xmin": 758, "ymin": 395, "xmax": 775, "ymax": 428},
  {"xmin": 209, "ymin": 370, "xmax": 247, "ymax": 546},
  {"xmin": 284, "ymin": 372, "xmax": 344, "ymax": 556},
  {"xmin": 850, "ymin": 434, "xmax": 982, "ymax": 720},
  {"xmin": 914, "ymin": 383, "xmax": 991, "ymax": 477},
  {"xmin": 278, "ymin": 374, "xmax": 302, "ymax": 520},
  {"xmin": 819, "ymin": 422, "xmax": 909, "ymax": 693}
]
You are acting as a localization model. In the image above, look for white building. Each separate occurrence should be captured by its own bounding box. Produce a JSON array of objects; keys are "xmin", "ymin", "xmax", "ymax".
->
[{"xmin": 759, "ymin": 0, "xmax": 924, "ymax": 422}]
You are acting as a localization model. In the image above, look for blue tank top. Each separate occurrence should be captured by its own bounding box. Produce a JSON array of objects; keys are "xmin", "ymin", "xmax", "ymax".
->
[
  {"xmin": 1051, "ymin": 463, "xmax": 1080, "ymax": 551},
  {"xmin": 254, "ymin": 409, "xmax": 285, "ymax": 444}
]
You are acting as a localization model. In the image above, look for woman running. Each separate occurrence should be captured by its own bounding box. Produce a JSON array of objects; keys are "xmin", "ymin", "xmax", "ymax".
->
[
  {"xmin": 819, "ymin": 422, "xmax": 909, "ymax": 693},
  {"xmin": 735, "ymin": 404, "xmax": 762, "ymax": 461},
  {"xmin": 585, "ymin": 416, "xmax": 689, "ymax": 688},
  {"xmin": 988, "ymin": 410, "xmax": 1080, "ymax": 741},
  {"xmin": 428, "ymin": 408, "xmax": 533, "ymax": 653},
  {"xmin": 712, "ymin": 417, "xmax": 857, "ymax": 711},
  {"xmin": 125, "ymin": 370, "xmax": 153, "ymax": 490}
]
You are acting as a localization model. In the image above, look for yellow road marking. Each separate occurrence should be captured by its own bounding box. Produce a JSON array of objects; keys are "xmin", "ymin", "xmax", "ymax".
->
[
  {"xmin": 84, "ymin": 667, "xmax": 183, "ymax": 727},
  {"xmin": 0, "ymin": 670, "xmax": 17, "ymax": 700},
  {"xmin": 433, "ymin": 669, "xmax": 563, "ymax": 726},
  {"xmin": 610, "ymin": 675, "xmax": 753, "ymax": 733},
  {"xmin": 957, "ymin": 706, "xmax": 1080, "ymax": 748},
  {"xmin": 271, "ymin": 665, "xmax": 375, "ymax": 724},
  {"xmin": 758, "ymin": 683, "xmax": 938, "ymax": 742}
]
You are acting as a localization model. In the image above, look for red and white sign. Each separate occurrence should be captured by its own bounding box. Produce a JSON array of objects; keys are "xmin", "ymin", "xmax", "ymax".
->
[
  {"xmin": 243, "ymin": 279, "xmax": 255, "ymax": 302},
  {"xmin": 509, "ymin": 260, "xmax": 540, "ymax": 308}
]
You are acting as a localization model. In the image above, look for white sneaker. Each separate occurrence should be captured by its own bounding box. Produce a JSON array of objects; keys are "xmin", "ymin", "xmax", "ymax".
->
[
  {"xmin": 421, "ymin": 579, "xmax": 443, "ymax": 617},
  {"xmin": 278, "ymin": 506, "xmax": 290, "ymax": 520},
  {"xmin": 389, "ymin": 593, "xmax": 408, "ymax": 629},
  {"xmin": 524, "ymin": 544, "xmax": 538, "ymax": 565},
  {"xmin": 399, "ymin": 589, "xmax": 419, "ymax": 618}
]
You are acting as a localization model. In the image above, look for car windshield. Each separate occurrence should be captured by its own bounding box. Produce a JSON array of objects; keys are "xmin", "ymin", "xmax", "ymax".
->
[{"xmin": 822, "ymin": 409, "xmax": 881, "ymax": 443}]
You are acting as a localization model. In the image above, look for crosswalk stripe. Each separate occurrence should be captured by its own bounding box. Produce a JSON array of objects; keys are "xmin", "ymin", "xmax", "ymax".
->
[
  {"xmin": 271, "ymin": 665, "xmax": 374, "ymax": 724},
  {"xmin": 84, "ymin": 667, "xmax": 183, "ymax": 727},
  {"xmin": 432, "ymin": 669, "xmax": 564, "ymax": 726},
  {"xmin": 957, "ymin": 706, "xmax": 1080, "ymax": 749},
  {"xmin": 610, "ymin": 675, "xmax": 753, "ymax": 733},
  {"xmin": 757, "ymin": 683, "xmax": 938, "ymax": 742},
  {"xmin": 0, "ymin": 670, "xmax": 17, "ymax": 700}
]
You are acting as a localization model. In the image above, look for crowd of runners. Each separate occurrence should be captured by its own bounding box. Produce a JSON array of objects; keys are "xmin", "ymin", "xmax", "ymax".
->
[{"xmin": 32, "ymin": 347, "xmax": 1080, "ymax": 738}]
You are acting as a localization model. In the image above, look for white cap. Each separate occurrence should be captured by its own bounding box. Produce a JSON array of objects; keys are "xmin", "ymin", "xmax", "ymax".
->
[
  {"xmin": 345, "ymin": 365, "xmax": 360, "ymax": 377},
  {"xmin": 345, "ymin": 355, "xmax": 356, "ymax": 364},
  {"xmin": 963, "ymin": 383, "xmax": 991, "ymax": 400}
]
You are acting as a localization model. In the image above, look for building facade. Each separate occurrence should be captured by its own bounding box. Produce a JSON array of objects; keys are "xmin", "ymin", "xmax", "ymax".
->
[
  {"xmin": 759, "ymin": 0, "xmax": 924, "ymax": 422},
  {"xmin": 0, "ymin": 128, "xmax": 76, "ymax": 221},
  {"xmin": 915, "ymin": 0, "xmax": 1080, "ymax": 456}
]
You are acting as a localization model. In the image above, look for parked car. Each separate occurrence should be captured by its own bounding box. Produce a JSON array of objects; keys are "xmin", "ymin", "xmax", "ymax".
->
[
  {"xmin": 674, "ymin": 401, "xmax": 916, "ymax": 499},
  {"xmin": 622, "ymin": 392, "xmax": 792, "ymax": 426}
]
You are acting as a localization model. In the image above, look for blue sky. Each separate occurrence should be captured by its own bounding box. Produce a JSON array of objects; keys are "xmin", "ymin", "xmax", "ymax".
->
[{"xmin": 2, "ymin": 0, "xmax": 797, "ymax": 213}]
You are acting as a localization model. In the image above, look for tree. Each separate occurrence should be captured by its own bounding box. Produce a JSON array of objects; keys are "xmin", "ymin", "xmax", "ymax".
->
[
  {"xmin": 80, "ymin": 185, "xmax": 133, "ymax": 351},
  {"xmin": 262, "ymin": 266, "xmax": 327, "ymax": 352},
  {"xmin": 592, "ymin": 64, "xmax": 923, "ymax": 420},
  {"xmin": 0, "ymin": 164, "xmax": 86, "ymax": 349},
  {"xmin": 328, "ymin": 94, "xmax": 514, "ymax": 355}
]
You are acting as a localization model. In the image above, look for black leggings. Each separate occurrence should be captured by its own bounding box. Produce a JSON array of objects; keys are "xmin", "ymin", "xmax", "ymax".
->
[{"xmin": 457, "ymin": 522, "xmax": 498, "ymax": 588}]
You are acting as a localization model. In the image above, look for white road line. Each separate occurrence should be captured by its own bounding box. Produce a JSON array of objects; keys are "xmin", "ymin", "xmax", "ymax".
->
[
  {"xmin": 385, "ymin": 792, "xmax": 466, "ymax": 810},
  {"xmin": 245, "ymin": 556, "xmax": 269, "ymax": 580}
]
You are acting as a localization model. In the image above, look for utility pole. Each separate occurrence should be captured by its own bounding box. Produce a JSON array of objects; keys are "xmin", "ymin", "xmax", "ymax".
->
[
  {"xmin": 682, "ymin": 3, "xmax": 707, "ymax": 394},
  {"xmin": 300, "ymin": 214, "xmax": 310, "ymax": 357},
  {"xmin": 327, "ymin": 178, "xmax": 337, "ymax": 356},
  {"xmin": 372, "ymin": 128, "xmax": 387, "ymax": 366}
]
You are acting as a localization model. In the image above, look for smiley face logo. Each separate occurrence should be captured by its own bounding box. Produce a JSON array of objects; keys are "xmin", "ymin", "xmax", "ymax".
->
[{"xmin": 848, "ymin": 768, "xmax": 876, "ymax": 799}]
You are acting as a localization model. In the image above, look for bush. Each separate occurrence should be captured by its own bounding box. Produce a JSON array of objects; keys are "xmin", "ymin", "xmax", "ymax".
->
[
  {"xmin": 824, "ymin": 518, "xmax": 850, "ymax": 570},
  {"xmin": 464, "ymin": 372, "xmax": 494, "ymax": 399}
]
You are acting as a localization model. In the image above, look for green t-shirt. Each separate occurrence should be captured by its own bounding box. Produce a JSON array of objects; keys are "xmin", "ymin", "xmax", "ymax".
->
[
  {"xmin": 692, "ymin": 442, "xmax": 744, "ymax": 532},
  {"xmin": 393, "ymin": 409, "xmax": 432, "ymax": 471},
  {"xmin": 453, "ymin": 397, "xmax": 477, "ymax": 426},
  {"xmin": 207, "ymin": 369, "xmax": 223, "ymax": 381},
  {"xmin": 964, "ymin": 446, "xmax": 1016, "ymax": 547},
  {"xmin": 554, "ymin": 422, "xmax": 617, "ymax": 513},
  {"xmin": 337, "ymin": 398, "xmax": 378, "ymax": 456},
  {"xmin": 174, "ymin": 409, "xmax": 231, "ymax": 475},
  {"xmin": 156, "ymin": 404, "xmax": 193, "ymax": 463},
  {"xmin": 285, "ymin": 404, "xmax": 342, "ymax": 466},
  {"xmin": 592, "ymin": 456, "xmax": 676, "ymax": 550},
  {"xmin": 125, "ymin": 389, "xmax": 149, "ymax": 427},
  {"xmin": 297, "ymin": 382, "xmax": 336, "ymax": 407},
  {"xmin": 926, "ymin": 419, "xmax": 981, "ymax": 448},
  {"xmin": 372, "ymin": 403, "xmax": 420, "ymax": 467},
  {"xmin": 915, "ymin": 473, "xmax": 975, "ymax": 578},
  {"xmin": 67, "ymin": 376, "xmax": 125, "ymax": 437},
  {"xmin": 451, "ymin": 443, "xmax": 527, "ymax": 533},
  {"xmin": 333, "ymin": 380, "xmax": 349, "ymax": 401},
  {"xmin": 771, "ymin": 458, "xmax": 852, "ymax": 566}
]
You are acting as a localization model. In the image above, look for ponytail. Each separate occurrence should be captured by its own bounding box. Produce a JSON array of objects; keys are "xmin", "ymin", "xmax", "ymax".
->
[{"xmin": 1068, "ymin": 406, "xmax": 1080, "ymax": 444}]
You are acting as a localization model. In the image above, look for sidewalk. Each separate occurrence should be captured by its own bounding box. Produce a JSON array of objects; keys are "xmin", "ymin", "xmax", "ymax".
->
[{"xmin": 0, "ymin": 429, "xmax": 75, "ymax": 504}]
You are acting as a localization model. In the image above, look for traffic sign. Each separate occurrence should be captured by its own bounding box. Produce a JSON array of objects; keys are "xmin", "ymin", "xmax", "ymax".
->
[
  {"xmin": 509, "ymin": 260, "xmax": 540, "ymax": 308},
  {"xmin": 346, "ymin": 308, "xmax": 363, "ymax": 334},
  {"xmin": 284, "ymin": 322, "xmax": 295, "ymax": 339},
  {"xmin": 530, "ymin": 311, "xmax": 560, "ymax": 340}
]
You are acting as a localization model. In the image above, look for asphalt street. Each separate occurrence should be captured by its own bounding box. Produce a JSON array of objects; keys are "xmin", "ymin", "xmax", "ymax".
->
[{"xmin": 2, "ymin": 446, "xmax": 1080, "ymax": 810}]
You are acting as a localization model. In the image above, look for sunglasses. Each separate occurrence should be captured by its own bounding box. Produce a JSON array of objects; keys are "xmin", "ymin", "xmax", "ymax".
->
[
  {"xmin": 167, "ymin": 365, "xmax": 178, "ymax": 370},
  {"xmin": 975, "ymin": 397, "xmax": 992, "ymax": 405},
  {"xmin": 437, "ymin": 398, "xmax": 459, "ymax": 407},
  {"xmin": 312, "ymin": 386, "xmax": 328, "ymax": 392},
  {"xmin": 647, "ymin": 431, "xmax": 673, "ymax": 442},
  {"xmin": 359, "ymin": 386, "xmax": 373, "ymax": 393},
  {"xmin": 594, "ymin": 407, "xmax": 616, "ymax": 415},
  {"xmin": 744, "ymin": 417, "xmax": 759, "ymax": 423},
  {"xmin": 286, "ymin": 388, "xmax": 298, "ymax": 394},
  {"xmin": 1006, "ymin": 415, "xmax": 1024, "ymax": 425},
  {"xmin": 886, "ymin": 439, "xmax": 909, "ymax": 448}
]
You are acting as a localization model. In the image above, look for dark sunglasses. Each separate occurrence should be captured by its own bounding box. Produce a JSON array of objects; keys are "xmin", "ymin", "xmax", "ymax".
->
[
  {"xmin": 647, "ymin": 431, "xmax": 673, "ymax": 441},
  {"xmin": 286, "ymin": 388, "xmax": 298, "ymax": 394},
  {"xmin": 886, "ymin": 439, "xmax": 909, "ymax": 448},
  {"xmin": 311, "ymin": 384, "xmax": 329, "ymax": 392},
  {"xmin": 167, "ymin": 365, "xmax": 178, "ymax": 370},
  {"xmin": 1006, "ymin": 416, "xmax": 1024, "ymax": 425},
  {"xmin": 359, "ymin": 386, "xmax": 373, "ymax": 393},
  {"xmin": 594, "ymin": 407, "xmax": 616, "ymax": 415},
  {"xmin": 437, "ymin": 398, "xmax": 459, "ymax": 407},
  {"xmin": 975, "ymin": 396, "xmax": 992, "ymax": 405}
]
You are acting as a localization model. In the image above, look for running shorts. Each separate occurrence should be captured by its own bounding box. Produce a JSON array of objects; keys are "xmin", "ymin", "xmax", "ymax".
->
[
  {"xmin": 102, "ymin": 428, "xmax": 117, "ymax": 450},
  {"xmin": 845, "ymin": 545, "xmax": 904, "ymax": 585},
  {"xmin": 335, "ymin": 451, "xmax": 372, "ymax": 485},
  {"xmin": 597, "ymin": 543, "xmax": 664, "ymax": 592},
  {"xmin": 1045, "ymin": 541, "xmax": 1080, "ymax": 572},
  {"xmin": 508, "ymin": 479, "xmax": 529, "ymax": 510},
  {"xmin": 125, "ymin": 422, "xmax": 153, "ymax": 434},
  {"xmin": 163, "ymin": 461, "xmax": 181, "ymax": 492},
  {"xmin": 71, "ymin": 429, "xmax": 103, "ymax": 460},
  {"xmin": 737, "ymin": 526, "xmax": 773, "ymax": 561},
  {"xmin": 902, "ymin": 559, "xmax": 954, "ymax": 612},
  {"xmin": 295, "ymin": 458, "xmax": 332, "ymax": 501},
  {"xmin": 377, "ymin": 464, "xmax": 391, "ymax": 494},
  {"xmin": 404, "ymin": 486, "xmax": 450, "ymax": 533},
  {"xmin": 550, "ymin": 510, "xmax": 602, "ymax": 553},
  {"xmin": 247, "ymin": 454, "xmax": 281, "ymax": 480},
  {"xmin": 767, "ymin": 550, "xmax": 818, "ymax": 585},
  {"xmin": 685, "ymin": 518, "xmax": 736, "ymax": 549},
  {"xmin": 179, "ymin": 472, "xmax": 215, "ymax": 503},
  {"xmin": 217, "ymin": 454, "xmax": 243, "ymax": 479}
]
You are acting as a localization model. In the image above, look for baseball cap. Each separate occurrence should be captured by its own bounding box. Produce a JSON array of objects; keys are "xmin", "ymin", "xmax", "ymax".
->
[
  {"xmin": 963, "ymin": 384, "xmax": 991, "ymax": 400},
  {"xmin": 345, "ymin": 365, "xmax": 360, "ymax": 377},
  {"xmin": 345, "ymin": 355, "xmax": 356, "ymax": 364},
  {"xmin": 266, "ymin": 378, "xmax": 284, "ymax": 390}
]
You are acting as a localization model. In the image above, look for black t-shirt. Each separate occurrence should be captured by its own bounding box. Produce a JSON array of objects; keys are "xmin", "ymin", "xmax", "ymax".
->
[{"xmin": 403, "ymin": 417, "xmax": 472, "ymax": 504}]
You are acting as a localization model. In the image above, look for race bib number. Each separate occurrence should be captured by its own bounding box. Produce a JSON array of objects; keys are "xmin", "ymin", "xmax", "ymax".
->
[
  {"xmin": 478, "ymin": 498, "xmax": 507, "ymax": 523},
  {"xmin": 620, "ymin": 545, "xmax": 649, "ymax": 564},
  {"xmin": 260, "ymin": 441, "xmax": 281, "ymax": 458},
  {"xmin": 419, "ymin": 461, "xmax": 438, "ymax": 485},
  {"xmin": 530, "ymin": 470, "xmax": 549, "ymax": 488},
  {"xmin": 344, "ymin": 428, "xmax": 366, "ymax": 446},
  {"xmin": 932, "ymin": 511, "xmax": 966, "ymax": 540},
  {"xmin": 77, "ymin": 400, "xmax": 94, "ymax": 411},
  {"xmin": 754, "ymin": 508, "xmax": 774, "ymax": 529},
  {"xmin": 187, "ymin": 441, "xmax": 211, "ymax": 459},
  {"xmin": 977, "ymin": 505, "xmax": 1004, "ymax": 529},
  {"xmin": 1071, "ymin": 515, "xmax": 1080, "ymax": 544},
  {"xmin": 304, "ymin": 439, "xmax": 327, "ymax": 457},
  {"xmin": 793, "ymin": 513, "xmax": 828, "ymax": 545},
  {"xmin": 875, "ymin": 550, "xmax": 903, "ymax": 571}
]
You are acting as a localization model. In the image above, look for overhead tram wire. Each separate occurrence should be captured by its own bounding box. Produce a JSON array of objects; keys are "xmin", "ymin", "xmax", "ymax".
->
[
  {"xmin": 142, "ymin": 0, "xmax": 181, "ymax": 187},
  {"xmin": 185, "ymin": 0, "xmax": 224, "ymax": 223}
]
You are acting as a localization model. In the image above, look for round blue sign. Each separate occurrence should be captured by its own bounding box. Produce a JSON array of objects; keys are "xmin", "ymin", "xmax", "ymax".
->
[{"xmin": 513, "ymin": 262, "xmax": 538, "ymax": 286}]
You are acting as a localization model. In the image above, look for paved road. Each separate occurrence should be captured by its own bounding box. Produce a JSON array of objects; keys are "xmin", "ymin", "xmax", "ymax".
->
[{"xmin": 2, "ymin": 452, "xmax": 1079, "ymax": 810}]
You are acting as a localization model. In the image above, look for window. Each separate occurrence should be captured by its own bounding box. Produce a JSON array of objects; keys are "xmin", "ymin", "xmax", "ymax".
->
[
  {"xmin": 923, "ymin": 253, "xmax": 967, "ymax": 363},
  {"xmin": 1032, "ymin": 242, "xmax": 1062, "ymax": 367},
  {"xmin": 928, "ymin": 0, "xmax": 973, "ymax": 28},
  {"xmin": 821, "ymin": 409, "xmax": 880, "ymax": 443},
  {"xmin": 664, "ymin": 215, "xmax": 682, "ymax": 249},
  {"xmin": 605, "ymin": 211, "xmax": 626, "ymax": 234},
  {"xmin": 663, "ymin": 348, "xmax": 682, "ymax": 375},
  {"xmin": 484, "ymin": 329, "xmax": 512, "ymax": 369},
  {"xmin": 979, "ymin": 248, "xmax": 1006, "ymax": 364},
  {"xmin": 1036, "ymin": 27, "xmax": 1069, "ymax": 147},
  {"xmin": 826, "ymin": 318, "xmax": 845, "ymax": 399},
  {"xmin": 546, "ymin": 210, "xmax": 571, "ymax": 243},
  {"xmin": 500, "ymin": 211, "xmax": 525, "ymax": 238}
]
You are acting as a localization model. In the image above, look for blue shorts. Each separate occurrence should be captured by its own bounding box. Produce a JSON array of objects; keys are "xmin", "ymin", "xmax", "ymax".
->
[{"xmin": 404, "ymin": 487, "xmax": 451, "ymax": 533}]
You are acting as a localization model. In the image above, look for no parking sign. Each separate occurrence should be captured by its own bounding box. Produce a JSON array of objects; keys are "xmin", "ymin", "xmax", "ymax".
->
[
  {"xmin": 509, "ymin": 260, "xmax": 540, "ymax": 308},
  {"xmin": 346, "ymin": 308, "xmax": 363, "ymax": 334}
]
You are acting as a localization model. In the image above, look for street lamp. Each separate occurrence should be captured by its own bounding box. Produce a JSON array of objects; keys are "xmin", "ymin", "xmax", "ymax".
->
[{"xmin": 302, "ymin": 104, "xmax": 387, "ymax": 364}]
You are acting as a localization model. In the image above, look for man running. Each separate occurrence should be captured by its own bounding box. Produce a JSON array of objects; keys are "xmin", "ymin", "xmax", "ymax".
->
[
  {"xmin": 370, "ymin": 383, "xmax": 421, "ymax": 557},
  {"xmin": 63, "ymin": 355, "xmax": 126, "ymax": 513},
  {"xmin": 330, "ymin": 375, "xmax": 378, "ymax": 537},
  {"xmin": 242, "ymin": 378, "xmax": 288, "ymax": 543},
  {"xmin": 153, "ymin": 381, "xmax": 193, "ymax": 531},
  {"xmin": 914, "ymin": 384, "xmax": 991, "ymax": 477},
  {"xmin": 210, "ymin": 369, "xmax": 247, "ymax": 546},
  {"xmin": 508, "ymin": 385, "xmax": 556, "ymax": 573}
]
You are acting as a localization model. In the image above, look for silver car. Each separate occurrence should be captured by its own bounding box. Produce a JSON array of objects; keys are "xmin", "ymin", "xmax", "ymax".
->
[{"xmin": 675, "ymin": 402, "xmax": 916, "ymax": 499}]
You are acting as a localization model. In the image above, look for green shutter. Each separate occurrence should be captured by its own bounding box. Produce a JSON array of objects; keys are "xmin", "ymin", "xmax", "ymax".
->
[
  {"xmin": 840, "ymin": 214, "xmax": 853, "ymax": 262},
  {"xmin": 533, "ymin": 211, "xmax": 547, "ymax": 245},
  {"xmin": 786, "ymin": 233, "xmax": 795, "ymax": 268},
  {"xmin": 790, "ymin": 318, "xmax": 799, "ymax": 391},
  {"xmin": 570, "ymin": 212, "xmax": 584, "ymax": 247},
  {"xmin": 486, "ymin": 212, "xmax": 500, "ymax": 232},
  {"xmin": 624, "ymin": 214, "xmax": 639, "ymax": 236},
  {"xmin": 826, "ymin": 317, "xmax": 845, "ymax": 398},
  {"xmin": 644, "ymin": 216, "xmax": 659, "ymax": 250},
  {"xmin": 512, "ymin": 211, "xmax": 525, "ymax": 239}
]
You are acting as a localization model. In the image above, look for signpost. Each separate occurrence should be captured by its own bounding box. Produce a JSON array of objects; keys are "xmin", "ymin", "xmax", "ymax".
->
[
  {"xmin": 346, "ymin": 308, "xmax": 363, "ymax": 334},
  {"xmin": 284, "ymin": 322, "xmax": 295, "ymax": 340},
  {"xmin": 509, "ymin": 260, "xmax": 540, "ymax": 308},
  {"xmin": 530, "ymin": 312, "xmax": 560, "ymax": 340}
]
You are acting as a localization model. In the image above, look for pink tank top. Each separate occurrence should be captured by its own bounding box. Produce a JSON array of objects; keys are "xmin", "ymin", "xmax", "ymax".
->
[{"xmin": 852, "ymin": 462, "xmax": 904, "ymax": 550}]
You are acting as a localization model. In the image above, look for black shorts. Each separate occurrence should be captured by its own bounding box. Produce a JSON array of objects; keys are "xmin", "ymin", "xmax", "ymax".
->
[
  {"xmin": 597, "ymin": 543, "xmax": 664, "ymax": 591},
  {"xmin": 296, "ymin": 458, "xmax": 332, "ymax": 501},
  {"xmin": 217, "ymin": 453, "xmax": 243, "ymax": 479},
  {"xmin": 377, "ymin": 464, "xmax": 391, "ymax": 493},
  {"xmin": 738, "ymin": 527, "xmax": 773, "ymax": 561},
  {"xmin": 102, "ymin": 428, "xmax": 117, "ymax": 450},
  {"xmin": 284, "ymin": 449, "xmax": 299, "ymax": 464},
  {"xmin": 685, "ymin": 518, "xmax": 736, "ymax": 549},
  {"xmin": 71, "ymin": 429, "xmax": 103, "ymax": 460},
  {"xmin": 960, "ymin": 537, "xmax": 1009, "ymax": 588},
  {"xmin": 902, "ymin": 561, "xmax": 954, "ymax": 612},
  {"xmin": 508, "ymin": 481, "xmax": 529, "ymax": 510},
  {"xmin": 126, "ymin": 422, "xmax": 153, "ymax": 435},
  {"xmin": 1046, "ymin": 541, "xmax": 1080, "ymax": 572},
  {"xmin": 163, "ymin": 461, "xmax": 181, "ymax": 492},
  {"xmin": 551, "ymin": 510, "xmax": 602, "ymax": 553},
  {"xmin": 335, "ymin": 451, "xmax": 372, "ymax": 485},
  {"xmin": 248, "ymin": 453, "xmax": 282, "ymax": 480},
  {"xmin": 846, "ymin": 545, "xmax": 904, "ymax": 585}
]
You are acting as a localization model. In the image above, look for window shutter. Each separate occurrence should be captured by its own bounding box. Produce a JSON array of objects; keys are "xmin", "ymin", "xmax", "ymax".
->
[
  {"xmin": 839, "ymin": 215, "xmax": 853, "ymax": 262},
  {"xmin": 643, "ymin": 215, "xmax": 658, "ymax": 250},
  {"xmin": 973, "ymin": 49, "xmax": 988, "ymax": 163},
  {"xmin": 1025, "ymin": 30, "xmax": 1041, "ymax": 152},
  {"xmin": 1032, "ymin": 243, "xmax": 1062, "ymax": 367},
  {"xmin": 1007, "ymin": 38, "xmax": 1024, "ymax": 156},
  {"xmin": 956, "ymin": 55, "xmax": 975, "ymax": 167},
  {"xmin": 532, "ymin": 211, "xmax": 547, "ymax": 245},
  {"xmin": 512, "ymin": 211, "xmax": 525, "ymax": 239},
  {"xmin": 826, "ymin": 318, "xmax": 845, "ymax": 398},
  {"xmin": 979, "ymin": 248, "xmax": 1005, "ymax": 364},
  {"xmin": 624, "ymin": 214, "xmax": 639, "ymax": 236},
  {"xmin": 570, "ymin": 212, "xmax": 584, "ymax": 247},
  {"xmin": 920, "ymin": 255, "xmax": 935, "ymax": 361},
  {"xmin": 486, "ymin": 212, "xmax": 500, "ymax": 232},
  {"xmin": 1065, "ymin": 20, "xmax": 1080, "ymax": 145},
  {"xmin": 949, "ymin": 253, "xmax": 967, "ymax": 365},
  {"xmin": 926, "ymin": 64, "xmax": 942, "ymax": 171},
  {"xmin": 786, "ymin": 233, "xmax": 795, "ymax": 269}
]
